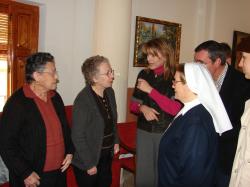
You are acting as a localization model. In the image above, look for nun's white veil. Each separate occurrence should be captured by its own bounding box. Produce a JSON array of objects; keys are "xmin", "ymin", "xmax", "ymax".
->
[{"xmin": 184, "ymin": 62, "xmax": 232, "ymax": 134}]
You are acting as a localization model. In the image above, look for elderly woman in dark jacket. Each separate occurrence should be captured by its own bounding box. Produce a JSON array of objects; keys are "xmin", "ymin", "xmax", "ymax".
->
[
  {"xmin": 71, "ymin": 55, "xmax": 119, "ymax": 187},
  {"xmin": 0, "ymin": 52, "xmax": 73, "ymax": 187}
]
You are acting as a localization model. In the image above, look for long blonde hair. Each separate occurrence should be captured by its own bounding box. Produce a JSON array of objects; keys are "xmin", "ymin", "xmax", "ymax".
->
[{"xmin": 142, "ymin": 38, "xmax": 175, "ymax": 80}]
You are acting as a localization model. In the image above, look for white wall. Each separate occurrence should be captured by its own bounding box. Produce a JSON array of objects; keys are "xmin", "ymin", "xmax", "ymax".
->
[
  {"xmin": 93, "ymin": 0, "xmax": 131, "ymax": 122},
  {"xmin": 213, "ymin": 0, "xmax": 250, "ymax": 43},
  {"xmin": 23, "ymin": 0, "xmax": 95, "ymax": 105}
]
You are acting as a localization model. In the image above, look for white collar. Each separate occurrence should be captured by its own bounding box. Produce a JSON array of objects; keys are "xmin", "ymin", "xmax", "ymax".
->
[
  {"xmin": 166, "ymin": 99, "xmax": 200, "ymax": 134},
  {"xmin": 180, "ymin": 98, "xmax": 201, "ymax": 115},
  {"xmin": 175, "ymin": 98, "xmax": 200, "ymax": 119}
]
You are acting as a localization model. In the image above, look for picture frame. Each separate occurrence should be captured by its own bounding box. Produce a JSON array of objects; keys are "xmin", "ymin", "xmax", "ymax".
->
[
  {"xmin": 231, "ymin": 30, "xmax": 250, "ymax": 71},
  {"xmin": 133, "ymin": 16, "xmax": 181, "ymax": 67}
]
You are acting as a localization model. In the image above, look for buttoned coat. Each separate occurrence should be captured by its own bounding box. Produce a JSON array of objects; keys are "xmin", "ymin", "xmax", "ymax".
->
[
  {"xmin": 229, "ymin": 99, "xmax": 250, "ymax": 187},
  {"xmin": 158, "ymin": 104, "xmax": 218, "ymax": 187}
]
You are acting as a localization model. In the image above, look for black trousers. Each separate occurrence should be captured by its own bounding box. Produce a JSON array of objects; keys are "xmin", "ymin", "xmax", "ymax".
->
[
  {"xmin": 39, "ymin": 169, "xmax": 66, "ymax": 187},
  {"xmin": 73, "ymin": 151, "xmax": 113, "ymax": 187},
  {"xmin": 9, "ymin": 169, "xmax": 66, "ymax": 187}
]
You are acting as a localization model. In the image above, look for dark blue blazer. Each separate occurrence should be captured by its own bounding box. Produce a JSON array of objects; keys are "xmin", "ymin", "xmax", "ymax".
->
[{"xmin": 158, "ymin": 104, "xmax": 218, "ymax": 187}]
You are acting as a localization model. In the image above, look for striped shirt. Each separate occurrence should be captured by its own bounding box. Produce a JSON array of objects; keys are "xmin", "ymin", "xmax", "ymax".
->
[{"xmin": 215, "ymin": 63, "xmax": 228, "ymax": 91}]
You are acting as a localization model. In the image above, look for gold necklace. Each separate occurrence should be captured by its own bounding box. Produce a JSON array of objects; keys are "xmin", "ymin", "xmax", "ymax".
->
[{"xmin": 97, "ymin": 95, "xmax": 111, "ymax": 119}]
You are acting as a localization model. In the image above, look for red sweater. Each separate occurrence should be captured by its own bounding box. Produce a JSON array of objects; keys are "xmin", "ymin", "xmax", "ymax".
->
[{"xmin": 24, "ymin": 84, "xmax": 65, "ymax": 171}]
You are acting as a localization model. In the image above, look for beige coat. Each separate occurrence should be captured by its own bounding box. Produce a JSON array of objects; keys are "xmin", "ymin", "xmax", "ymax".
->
[{"xmin": 229, "ymin": 99, "xmax": 250, "ymax": 187}]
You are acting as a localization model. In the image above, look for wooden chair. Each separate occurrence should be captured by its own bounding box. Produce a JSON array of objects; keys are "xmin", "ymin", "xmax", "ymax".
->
[{"xmin": 118, "ymin": 121, "xmax": 136, "ymax": 177}]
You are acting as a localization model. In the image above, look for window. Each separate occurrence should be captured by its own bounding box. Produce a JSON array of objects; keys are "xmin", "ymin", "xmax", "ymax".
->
[
  {"xmin": 0, "ymin": 12, "xmax": 8, "ymax": 111},
  {"xmin": 0, "ymin": 1, "xmax": 39, "ymax": 111}
]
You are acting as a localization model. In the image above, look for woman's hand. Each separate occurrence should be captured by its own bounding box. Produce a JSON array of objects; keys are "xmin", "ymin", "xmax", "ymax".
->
[
  {"xmin": 137, "ymin": 79, "xmax": 153, "ymax": 94},
  {"xmin": 87, "ymin": 166, "xmax": 97, "ymax": 175},
  {"xmin": 61, "ymin": 154, "xmax": 73, "ymax": 172},
  {"xmin": 114, "ymin": 144, "xmax": 120, "ymax": 154},
  {"xmin": 24, "ymin": 172, "xmax": 40, "ymax": 187},
  {"xmin": 140, "ymin": 105, "xmax": 159, "ymax": 121}
]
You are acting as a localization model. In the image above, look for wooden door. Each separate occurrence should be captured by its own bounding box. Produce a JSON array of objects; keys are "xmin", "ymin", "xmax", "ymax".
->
[{"xmin": 10, "ymin": 1, "xmax": 39, "ymax": 92}]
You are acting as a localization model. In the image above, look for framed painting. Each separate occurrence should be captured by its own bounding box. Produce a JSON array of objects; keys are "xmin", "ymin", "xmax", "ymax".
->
[
  {"xmin": 133, "ymin": 16, "xmax": 181, "ymax": 67},
  {"xmin": 232, "ymin": 30, "xmax": 250, "ymax": 71}
]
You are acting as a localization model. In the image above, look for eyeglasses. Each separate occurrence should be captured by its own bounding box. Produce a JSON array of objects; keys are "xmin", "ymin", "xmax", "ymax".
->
[
  {"xmin": 99, "ymin": 69, "xmax": 114, "ymax": 77},
  {"xmin": 39, "ymin": 70, "xmax": 58, "ymax": 77},
  {"xmin": 172, "ymin": 80, "xmax": 183, "ymax": 85}
]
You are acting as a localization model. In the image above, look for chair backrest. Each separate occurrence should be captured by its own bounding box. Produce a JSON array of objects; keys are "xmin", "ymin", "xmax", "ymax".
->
[
  {"xmin": 126, "ymin": 88, "xmax": 137, "ymax": 122},
  {"xmin": 64, "ymin": 105, "xmax": 73, "ymax": 127},
  {"xmin": 117, "ymin": 121, "xmax": 136, "ymax": 153}
]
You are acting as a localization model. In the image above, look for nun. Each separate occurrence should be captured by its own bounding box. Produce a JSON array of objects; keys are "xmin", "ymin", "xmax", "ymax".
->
[{"xmin": 158, "ymin": 63, "xmax": 232, "ymax": 187}]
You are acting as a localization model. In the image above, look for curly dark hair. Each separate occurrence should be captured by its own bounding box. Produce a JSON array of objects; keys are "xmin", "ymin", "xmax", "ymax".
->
[{"xmin": 25, "ymin": 52, "xmax": 54, "ymax": 83}]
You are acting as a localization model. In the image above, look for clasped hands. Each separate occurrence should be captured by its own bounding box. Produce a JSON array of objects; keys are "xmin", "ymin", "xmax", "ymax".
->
[
  {"xmin": 24, "ymin": 154, "xmax": 73, "ymax": 187},
  {"xmin": 137, "ymin": 79, "xmax": 159, "ymax": 121}
]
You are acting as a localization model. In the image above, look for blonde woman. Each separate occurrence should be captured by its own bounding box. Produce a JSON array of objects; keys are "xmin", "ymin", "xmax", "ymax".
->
[{"xmin": 130, "ymin": 38, "xmax": 182, "ymax": 187}]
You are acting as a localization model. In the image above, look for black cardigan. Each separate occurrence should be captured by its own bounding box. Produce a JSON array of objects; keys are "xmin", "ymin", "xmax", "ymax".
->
[
  {"xmin": 132, "ymin": 69, "xmax": 175, "ymax": 133},
  {"xmin": 0, "ymin": 87, "xmax": 74, "ymax": 182}
]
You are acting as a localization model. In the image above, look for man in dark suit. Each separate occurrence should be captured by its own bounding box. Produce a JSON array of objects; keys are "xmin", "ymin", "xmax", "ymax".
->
[{"xmin": 194, "ymin": 40, "xmax": 250, "ymax": 187}]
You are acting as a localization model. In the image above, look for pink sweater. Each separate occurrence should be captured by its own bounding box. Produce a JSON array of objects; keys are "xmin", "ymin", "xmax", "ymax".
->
[
  {"xmin": 130, "ymin": 66, "xmax": 182, "ymax": 116},
  {"xmin": 130, "ymin": 88, "xmax": 181, "ymax": 116}
]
